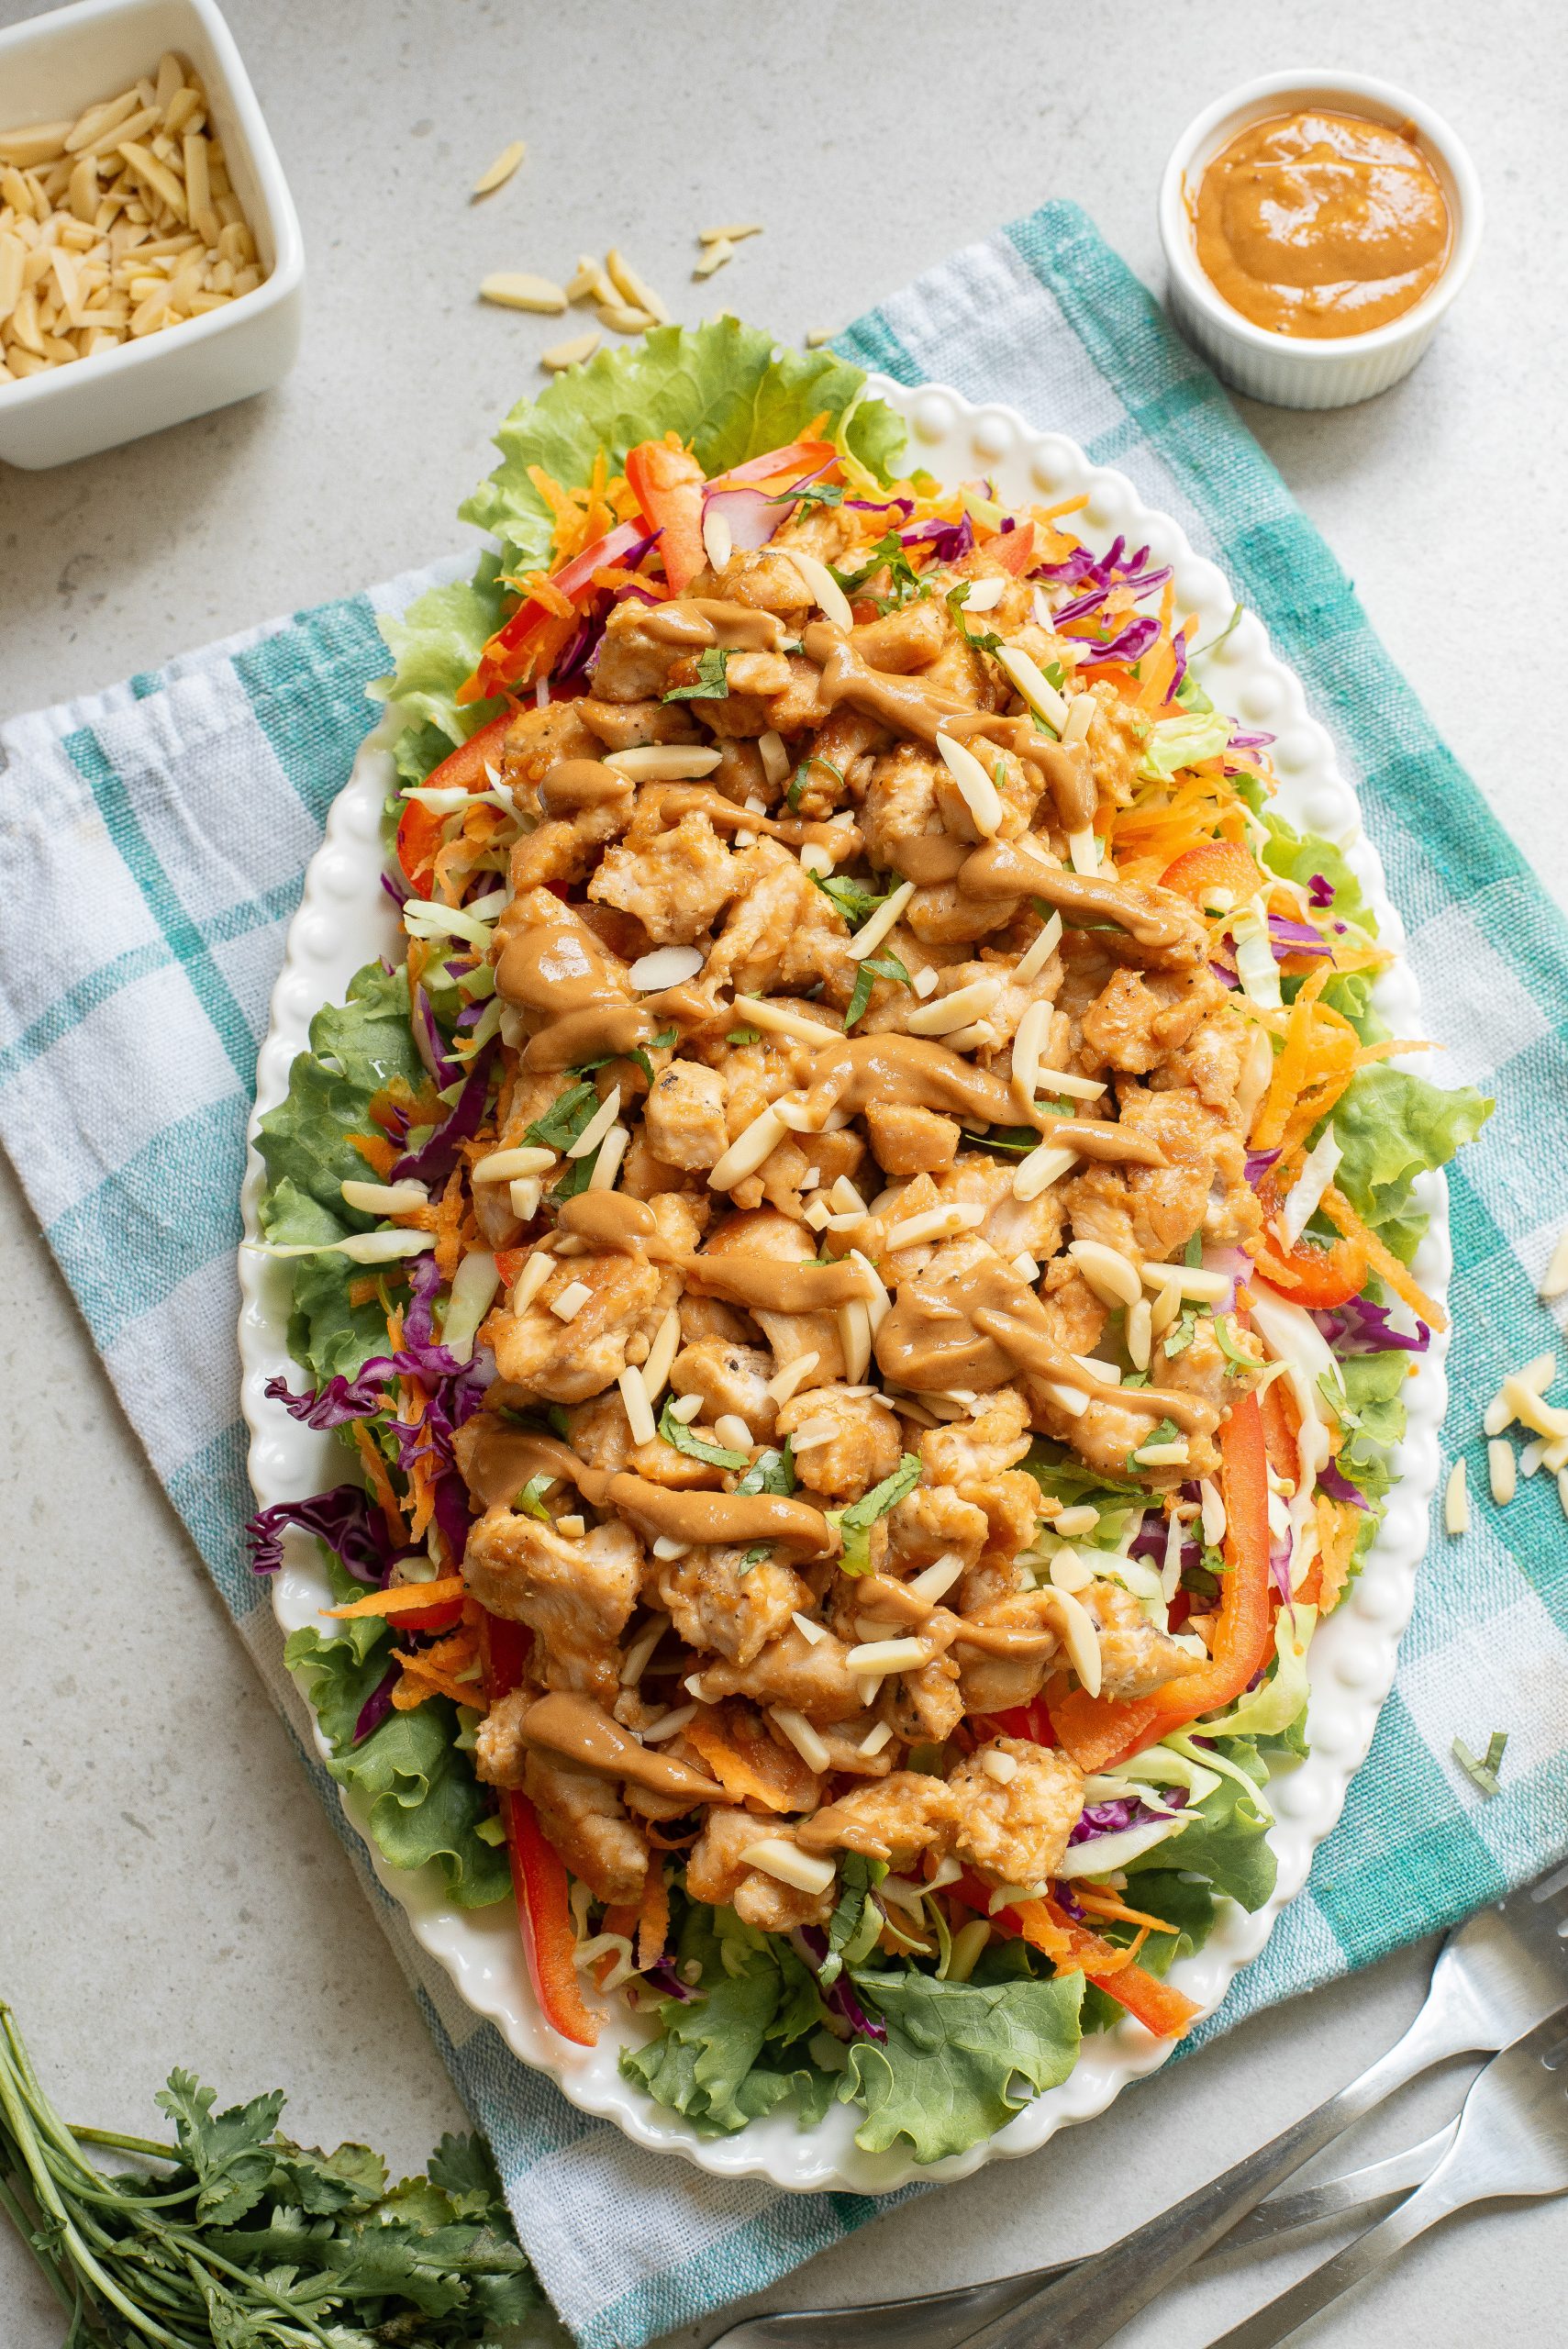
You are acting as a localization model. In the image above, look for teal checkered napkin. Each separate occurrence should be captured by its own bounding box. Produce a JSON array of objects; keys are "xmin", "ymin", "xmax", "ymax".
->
[{"xmin": 2, "ymin": 202, "xmax": 1565, "ymax": 2348}]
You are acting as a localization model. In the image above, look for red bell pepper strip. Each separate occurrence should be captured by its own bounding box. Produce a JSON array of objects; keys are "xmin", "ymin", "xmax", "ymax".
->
[
  {"xmin": 1051, "ymin": 1393, "xmax": 1277, "ymax": 1769},
  {"xmin": 479, "ymin": 1612, "xmax": 599, "ymax": 2046},
  {"xmin": 462, "ymin": 518, "xmax": 654, "ymax": 704},
  {"xmin": 395, "ymin": 710, "xmax": 514, "ymax": 896},
  {"xmin": 1250, "ymin": 1236, "xmax": 1369, "ymax": 1310},
  {"xmin": 984, "ymin": 1694, "xmax": 1057, "ymax": 1745},
  {"xmin": 625, "ymin": 440, "xmax": 707, "ymax": 593},
  {"xmin": 392, "ymin": 1595, "xmax": 466, "ymax": 1634},
  {"xmin": 706, "ymin": 436, "xmax": 838, "ymax": 490}
]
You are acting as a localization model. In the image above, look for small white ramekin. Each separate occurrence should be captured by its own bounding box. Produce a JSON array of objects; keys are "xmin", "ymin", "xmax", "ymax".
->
[
  {"xmin": 0, "ymin": 0, "xmax": 303, "ymax": 471},
  {"xmin": 1159, "ymin": 70, "xmax": 1483, "ymax": 410}
]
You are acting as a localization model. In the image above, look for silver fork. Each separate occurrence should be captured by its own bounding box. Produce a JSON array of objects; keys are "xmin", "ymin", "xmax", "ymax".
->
[
  {"xmin": 710, "ymin": 1865, "xmax": 1568, "ymax": 2349},
  {"xmin": 708, "ymin": 2131, "xmax": 1453, "ymax": 2349},
  {"xmin": 1203, "ymin": 2002, "xmax": 1568, "ymax": 2348},
  {"xmin": 951, "ymin": 1871, "xmax": 1568, "ymax": 2349}
]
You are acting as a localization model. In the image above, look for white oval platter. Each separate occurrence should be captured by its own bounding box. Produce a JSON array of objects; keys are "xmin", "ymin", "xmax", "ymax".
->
[{"xmin": 238, "ymin": 374, "xmax": 1449, "ymax": 2195}]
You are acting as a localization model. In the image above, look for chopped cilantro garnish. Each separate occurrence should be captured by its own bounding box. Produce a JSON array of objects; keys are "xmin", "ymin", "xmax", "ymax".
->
[
  {"xmin": 737, "ymin": 1440, "xmax": 796, "ymax": 1497},
  {"xmin": 546, "ymin": 1404, "xmax": 572, "ymax": 1440},
  {"xmin": 845, "ymin": 951, "xmax": 911, "ymax": 1030},
  {"xmin": 1214, "ymin": 1315, "xmax": 1255, "ymax": 1376},
  {"xmin": 946, "ymin": 580, "xmax": 1004, "ymax": 655},
  {"xmin": 727, "ymin": 1024, "xmax": 762, "ymax": 1045},
  {"xmin": 662, "ymin": 645, "xmax": 731, "ymax": 702},
  {"xmin": 738, "ymin": 1543, "xmax": 772, "ymax": 1574},
  {"xmin": 787, "ymin": 752, "xmax": 844, "ymax": 812},
  {"xmin": 1127, "ymin": 1417, "xmax": 1182, "ymax": 1469},
  {"xmin": 658, "ymin": 1397, "xmax": 751, "ymax": 1471},
  {"xmin": 574, "ymin": 1025, "xmax": 678, "ymax": 1087},
  {"xmin": 524, "ymin": 1080, "xmax": 599, "ymax": 1152},
  {"xmin": 768, "ymin": 481, "xmax": 843, "ymax": 508},
  {"xmin": 1184, "ymin": 1232, "xmax": 1205, "ymax": 1268},
  {"xmin": 811, "ymin": 869, "xmax": 889, "ymax": 929},
  {"xmin": 835, "ymin": 1453, "xmax": 923, "ymax": 1575},
  {"xmin": 1453, "ymin": 1731, "xmax": 1508, "ymax": 1798},
  {"xmin": 830, "ymin": 529, "xmax": 925, "ymax": 609},
  {"xmin": 1162, "ymin": 1309, "xmax": 1200, "ymax": 1360}
]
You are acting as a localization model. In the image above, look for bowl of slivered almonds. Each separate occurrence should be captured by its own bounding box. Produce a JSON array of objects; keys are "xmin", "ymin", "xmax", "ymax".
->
[{"xmin": 0, "ymin": 0, "xmax": 303, "ymax": 469}]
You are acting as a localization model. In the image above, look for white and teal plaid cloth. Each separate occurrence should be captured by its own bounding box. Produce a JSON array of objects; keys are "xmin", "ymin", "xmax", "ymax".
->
[{"xmin": 3, "ymin": 202, "xmax": 1565, "ymax": 2348}]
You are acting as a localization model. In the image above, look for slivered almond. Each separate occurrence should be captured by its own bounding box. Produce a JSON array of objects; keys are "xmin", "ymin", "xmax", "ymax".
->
[
  {"xmin": 566, "ymin": 254, "xmax": 616, "ymax": 304},
  {"xmin": 694, "ymin": 237, "xmax": 734, "ymax": 278},
  {"xmin": 541, "ymin": 328, "xmax": 599, "ymax": 371},
  {"xmin": 606, "ymin": 247, "xmax": 670, "ymax": 323},
  {"xmin": 933, "ymin": 730, "xmax": 1004, "ymax": 838},
  {"xmin": 700, "ymin": 222, "xmax": 763, "ymax": 243},
  {"xmin": 481, "ymin": 271, "xmax": 566, "ymax": 312},
  {"xmin": 780, "ymin": 547, "xmax": 853, "ymax": 630},
  {"xmin": 472, "ymin": 139, "xmax": 525, "ymax": 197}
]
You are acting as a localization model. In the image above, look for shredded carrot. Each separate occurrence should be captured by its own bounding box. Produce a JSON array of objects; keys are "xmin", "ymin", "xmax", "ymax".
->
[
  {"xmin": 327, "ymin": 1574, "xmax": 465, "ymax": 1620},
  {"xmin": 1033, "ymin": 492, "xmax": 1091, "ymax": 524},
  {"xmin": 638, "ymin": 1866, "xmax": 671, "ymax": 1968},
  {"xmin": 1136, "ymin": 581, "xmax": 1178, "ymax": 708},
  {"xmin": 683, "ymin": 1707, "xmax": 817, "ymax": 1812},
  {"xmin": 391, "ymin": 1657, "xmax": 484, "ymax": 1710},
  {"xmin": 1312, "ymin": 1494, "xmax": 1363, "ymax": 1613},
  {"xmin": 1319, "ymin": 1186, "xmax": 1447, "ymax": 1331},
  {"xmin": 434, "ymin": 1166, "xmax": 466, "ymax": 1282},
  {"xmin": 593, "ymin": 564, "xmax": 668, "ymax": 599},
  {"xmin": 1072, "ymin": 1888, "xmax": 1179, "ymax": 1934},
  {"xmin": 347, "ymin": 1130, "xmax": 401, "ymax": 1180},
  {"xmin": 350, "ymin": 1422, "xmax": 406, "ymax": 1544},
  {"xmin": 348, "ymin": 1274, "xmax": 383, "ymax": 1308},
  {"xmin": 1251, "ymin": 966, "xmax": 1349, "ymax": 1151}
]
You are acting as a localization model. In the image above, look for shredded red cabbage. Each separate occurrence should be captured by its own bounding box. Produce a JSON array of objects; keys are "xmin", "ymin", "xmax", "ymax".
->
[
  {"xmin": 1314, "ymin": 1297, "xmax": 1429, "ymax": 1354},
  {"xmin": 1307, "ymin": 873, "xmax": 1335, "ymax": 907},
  {"xmin": 847, "ymin": 495, "xmax": 915, "ymax": 517},
  {"xmin": 411, "ymin": 986, "xmax": 461, "ymax": 1088},
  {"xmin": 643, "ymin": 1958, "xmax": 696, "ymax": 2002},
  {"xmin": 1165, "ymin": 626, "xmax": 1189, "ymax": 705},
  {"xmin": 1268, "ymin": 913, "xmax": 1331, "ymax": 961},
  {"xmin": 391, "ymin": 1049, "xmax": 493, "ymax": 1184},
  {"xmin": 1317, "ymin": 1461, "xmax": 1369, "ymax": 1509},
  {"xmin": 898, "ymin": 513, "xmax": 973, "ymax": 562},
  {"xmin": 1228, "ymin": 729, "xmax": 1275, "ymax": 750},
  {"xmin": 354, "ymin": 1664, "xmax": 400, "ymax": 1742},
  {"xmin": 1078, "ymin": 613, "xmax": 1162, "ymax": 667},
  {"xmin": 244, "ymin": 1484, "xmax": 394, "ymax": 1584},
  {"xmin": 382, "ymin": 867, "xmax": 411, "ymax": 909},
  {"xmin": 1068, "ymin": 1791, "xmax": 1184, "ymax": 1845},
  {"xmin": 1245, "ymin": 1146, "xmax": 1281, "ymax": 1184}
]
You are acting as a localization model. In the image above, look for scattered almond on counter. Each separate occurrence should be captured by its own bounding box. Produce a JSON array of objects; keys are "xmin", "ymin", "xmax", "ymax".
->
[
  {"xmin": 479, "ymin": 271, "xmax": 566, "ymax": 313},
  {"xmin": 540, "ymin": 328, "xmax": 599, "ymax": 372},
  {"xmin": 471, "ymin": 139, "xmax": 525, "ymax": 198},
  {"xmin": 0, "ymin": 50, "xmax": 263, "ymax": 382}
]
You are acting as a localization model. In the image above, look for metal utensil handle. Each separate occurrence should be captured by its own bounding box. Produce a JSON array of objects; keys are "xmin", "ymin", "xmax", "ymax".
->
[
  {"xmin": 954, "ymin": 2011, "xmax": 1450, "ymax": 2349},
  {"xmin": 719, "ymin": 2116, "xmax": 1452, "ymax": 2349},
  {"xmin": 1219, "ymin": 2120, "xmax": 1454, "ymax": 2251},
  {"xmin": 1200, "ymin": 2169, "xmax": 1472, "ymax": 2349}
]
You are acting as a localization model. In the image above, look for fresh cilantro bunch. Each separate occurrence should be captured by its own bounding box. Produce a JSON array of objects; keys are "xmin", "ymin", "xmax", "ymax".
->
[{"xmin": 0, "ymin": 2001, "xmax": 548, "ymax": 2347}]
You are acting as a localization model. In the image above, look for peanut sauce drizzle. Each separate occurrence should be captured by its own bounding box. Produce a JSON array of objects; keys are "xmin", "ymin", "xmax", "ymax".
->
[{"xmin": 517, "ymin": 1691, "xmax": 732, "ymax": 1801}]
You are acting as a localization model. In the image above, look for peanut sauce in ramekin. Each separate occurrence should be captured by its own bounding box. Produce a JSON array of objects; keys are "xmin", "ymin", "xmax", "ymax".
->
[{"xmin": 1195, "ymin": 109, "xmax": 1451, "ymax": 340}]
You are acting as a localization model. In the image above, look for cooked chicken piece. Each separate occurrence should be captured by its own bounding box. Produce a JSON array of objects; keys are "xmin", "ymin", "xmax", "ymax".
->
[
  {"xmin": 948, "ymin": 1738, "xmax": 1085, "ymax": 1887},
  {"xmin": 800, "ymin": 1709, "xmax": 898, "ymax": 1778},
  {"xmin": 796, "ymin": 1771, "xmax": 960, "ymax": 1861},
  {"xmin": 667, "ymin": 1337, "xmax": 779, "ymax": 1441},
  {"xmin": 802, "ymin": 705, "xmax": 888, "ymax": 808},
  {"xmin": 878, "ymin": 1652, "xmax": 966, "ymax": 1742},
  {"xmin": 707, "ymin": 544, "xmax": 817, "ymax": 615},
  {"xmin": 755, "ymin": 1126, "xmax": 868, "ymax": 1216},
  {"xmin": 933, "ymin": 742, "xmax": 1042, "ymax": 846},
  {"xmin": 701, "ymin": 1208, "xmax": 846, "ymax": 1387},
  {"xmin": 685, "ymin": 1807, "xmax": 833, "ymax": 1932},
  {"xmin": 487, "ymin": 1190, "xmax": 699, "ymax": 1403},
  {"xmin": 906, "ymin": 879, "xmax": 1018, "ymax": 948},
  {"xmin": 565, "ymin": 1389, "xmax": 718, "ymax": 1489},
  {"xmin": 849, "ymin": 599, "xmax": 951, "ymax": 674},
  {"xmin": 709, "ymin": 651, "xmax": 827, "ymax": 740},
  {"xmin": 660, "ymin": 1543, "xmax": 810, "ymax": 1668},
  {"xmin": 776, "ymin": 1384, "xmax": 904, "ymax": 1502},
  {"xmin": 645, "ymin": 1059, "xmax": 730, "ymax": 1169},
  {"xmin": 588, "ymin": 808, "xmax": 740, "ymax": 946},
  {"xmin": 698, "ymin": 1621, "xmax": 866, "ymax": 1722},
  {"xmin": 498, "ymin": 699, "xmax": 602, "ymax": 796},
  {"xmin": 509, "ymin": 797, "xmax": 632, "ymax": 892},
  {"xmin": 524, "ymin": 1746, "xmax": 649, "ymax": 1904},
  {"xmin": 1066, "ymin": 1085, "xmax": 1261, "ymax": 1265},
  {"xmin": 858, "ymin": 742, "xmax": 946, "ymax": 873},
  {"xmin": 1081, "ymin": 966, "xmax": 1225, "ymax": 1076},
  {"xmin": 921, "ymin": 1387, "xmax": 1033, "ymax": 1484},
  {"xmin": 703, "ymin": 836, "xmax": 858, "ymax": 1002},
  {"xmin": 1152, "ymin": 1310, "xmax": 1262, "ymax": 1411},
  {"xmin": 933, "ymin": 1155, "xmax": 1069, "ymax": 1266},
  {"xmin": 1082, "ymin": 680, "xmax": 1146, "ymax": 808},
  {"xmin": 589, "ymin": 602, "xmax": 695, "ymax": 701},
  {"xmin": 1025, "ymin": 1369, "xmax": 1220, "ymax": 1489},
  {"xmin": 863, "ymin": 1100, "xmax": 962, "ymax": 1174},
  {"xmin": 1081, "ymin": 1579, "xmax": 1197, "ymax": 1702},
  {"xmin": 463, "ymin": 1512, "xmax": 644, "ymax": 1708},
  {"xmin": 677, "ymin": 1291, "xmax": 758, "ymax": 1348},
  {"xmin": 574, "ymin": 696, "xmax": 702, "ymax": 751},
  {"xmin": 1034, "ymin": 1260, "xmax": 1109, "ymax": 1357},
  {"xmin": 951, "ymin": 1594, "xmax": 1062, "ymax": 1713},
  {"xmin": 886, "ymin": 1481, "xmax": 990, "ymax": 1572},
  {"xmin": 618, "ymin": 1129, "xmax": 704, "ymax": 1199},
  {"xmin": 1151, "ymin": 998, "xmax": 1253, "ymax": 1121}
]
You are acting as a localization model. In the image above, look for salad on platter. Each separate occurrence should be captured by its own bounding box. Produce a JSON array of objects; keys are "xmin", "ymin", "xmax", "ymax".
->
[{"xmin": 247, "ymin": 320, "xmax": 1488, "ymax": 2166}]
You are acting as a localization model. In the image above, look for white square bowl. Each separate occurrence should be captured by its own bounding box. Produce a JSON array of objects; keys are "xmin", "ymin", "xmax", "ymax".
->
[{"xmin": 0, "ymin": 0, "xmax": 303, "ymax": 469}]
